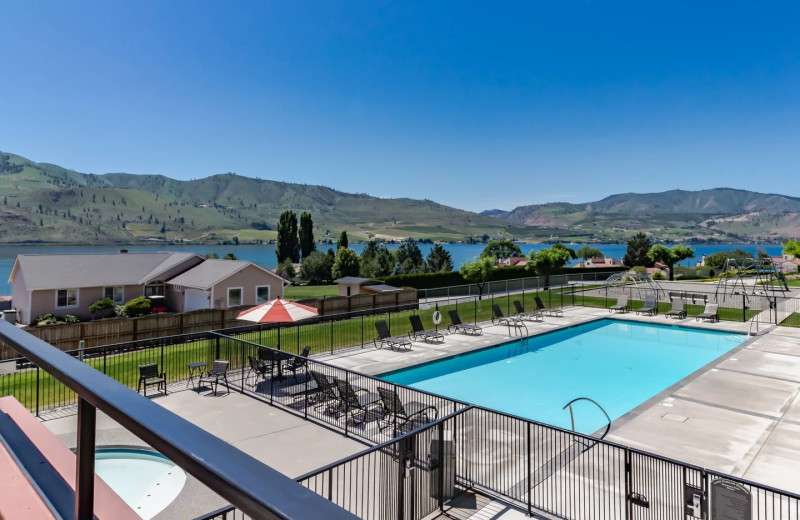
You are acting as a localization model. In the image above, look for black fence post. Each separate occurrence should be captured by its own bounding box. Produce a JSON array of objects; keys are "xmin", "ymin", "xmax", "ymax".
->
[
  {"xmin": 526, "ymin": 421, "xmax": 532, "ymax": 516},
  {"xmin": 330, "ymin": 320, "xmax": 334, "ymax": 355},
  {"xmin": 438, "ymin": 419, "xmax": 445, "ymax": 512},
  {"xmin": 240, "ymin": 340, "xmax": 245, "ymax": 394},
  {"xmin": 75, "ymin": 398, "xmax": 96, "ymax": 520},
  {"xmin": 344, "ymin": 371, "xmax": 349, "ymax": 438},
  {"xmin": 742, "ymin": 294, "xmax": 746, "ymax": 322},
  {"xmin": 361, "ymin": 315, "xmax": 364, "ymax": 348},
  {"xmin": 624, "ymin": 448, "xmax": 632, "ymax": 520},
  {"xmin": 35, "ymin": 366, "xmax": 40, "ymax": 417},
  {"xmin": 215, "ymin": 336, "xmax": 221, "ymax": 360}
]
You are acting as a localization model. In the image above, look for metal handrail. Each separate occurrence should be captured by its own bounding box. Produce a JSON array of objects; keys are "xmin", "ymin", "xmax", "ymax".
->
[
  {"xmin": 562, "ymin": 396, "xmax": 612, "ymax": 442},
  {"xmin": 0, "ymin": 321, "xmax": 358, "ymax": 520}
]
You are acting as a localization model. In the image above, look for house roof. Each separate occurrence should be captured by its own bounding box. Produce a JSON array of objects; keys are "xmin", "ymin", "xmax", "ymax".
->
[
  {"xmin": 8, "ymin": 252, "xmax": 202, "ymax": 291},
  {"xmin": 166, "ymin": 259, "xmax": 284, "ymax": 290},
  {"xmin": 334, "ymin": 277, "xmax": 378, "ymax": 285},
  {"xmin": 360, "ymin": 284, "xmax": 401, "ymax": 293}
]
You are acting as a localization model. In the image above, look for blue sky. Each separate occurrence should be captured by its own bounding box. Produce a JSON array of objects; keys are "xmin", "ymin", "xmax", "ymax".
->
[{"xmin": 1, "ymin": 1, "xmax": 799, "ymax": 211}]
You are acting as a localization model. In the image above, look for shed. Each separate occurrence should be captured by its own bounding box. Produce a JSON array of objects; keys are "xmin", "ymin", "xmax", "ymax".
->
[{"xmin": 334, "ymin": 277, "xmax": 400, "ymax": 297}]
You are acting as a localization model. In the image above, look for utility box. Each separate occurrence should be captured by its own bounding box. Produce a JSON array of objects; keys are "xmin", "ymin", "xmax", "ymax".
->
[
  {"xmin": 2, "ymin": 309, "xmax": 16, "ymax": 324},
  {"xmin": 429, "ymin": 429, "xmax": 455, "ymax": 501}
]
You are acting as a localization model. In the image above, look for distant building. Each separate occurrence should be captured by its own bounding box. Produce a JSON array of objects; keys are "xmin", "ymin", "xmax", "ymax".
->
[
  {"xmin": 771, "ymin": 255, "xmax": 800, "ymax": 273},
  {"xmin": 572, "ymin": 257, "xmax": 623, "ymax": 269},
  {"xmin": 497, "ymin": 256, "xmax": 528, "ymax": 267},
  {"xmin": 646, "ymin": 262, "xmax": 670, "ymax": 277},
  {"xmin": 334, "ymin": 277, "xmax": 401, "ymax": 297}
]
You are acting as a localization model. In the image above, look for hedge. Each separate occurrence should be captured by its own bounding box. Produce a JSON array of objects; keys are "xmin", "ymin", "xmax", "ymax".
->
[{"xmin": 379, "ymin": 265, "xmax": 626, "ymax": 290}]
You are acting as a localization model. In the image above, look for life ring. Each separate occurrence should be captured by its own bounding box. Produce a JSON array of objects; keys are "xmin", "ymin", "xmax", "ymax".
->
[{"xmin": 432, "ymin": 311, "xmax": 442, "ymax": 325}]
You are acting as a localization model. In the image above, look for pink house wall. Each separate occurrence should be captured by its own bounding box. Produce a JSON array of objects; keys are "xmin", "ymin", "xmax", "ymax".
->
[{"xmin": 210, "ymin": 265, "xmax": 284, "ymax": 309}]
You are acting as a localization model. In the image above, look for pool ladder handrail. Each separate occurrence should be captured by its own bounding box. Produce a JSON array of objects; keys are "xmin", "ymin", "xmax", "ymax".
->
[
  {"xmin": 748, "ymin": 314, "xmax": 760, "ymax": 336},
  {"xmin": 562, "ymin": 397, "xmax": 612, "ymax": 445}
]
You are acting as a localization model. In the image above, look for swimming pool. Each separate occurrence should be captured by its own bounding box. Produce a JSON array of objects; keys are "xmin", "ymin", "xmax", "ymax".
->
[
  {"xmin": 381, "ymin": 319, "xmax": 745, "ymax": 434},
  {"xmin": 95, "ymin": 448, "xmax": 187, "ymax": 519}
]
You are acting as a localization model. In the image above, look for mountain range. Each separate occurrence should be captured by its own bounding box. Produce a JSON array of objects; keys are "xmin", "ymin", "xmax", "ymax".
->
[{"xmin": 0, "ymin": 151, "xmax": 796, "ymax": 244}]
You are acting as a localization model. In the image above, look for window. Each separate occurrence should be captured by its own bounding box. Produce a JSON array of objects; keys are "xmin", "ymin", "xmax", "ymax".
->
[
  {"xmin": 103, "ymin": 286, "xmax": 124, "ymax": 304},
  {"xmin": 56, "ymin": 289, "xmax": 78, "ymax": 308},
  {"xmin": 256, "ymin": 286, "xmax": 270, "ymax": 304},
  {"xmin": 227, "ymin": 287, "xmax": 243, "ymax": 307}
]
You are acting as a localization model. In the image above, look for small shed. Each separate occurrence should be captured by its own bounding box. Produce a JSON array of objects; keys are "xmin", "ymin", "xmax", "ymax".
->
[{"xmin": 334, "ymin": 277, "xmax": 400, "ymax": 297}]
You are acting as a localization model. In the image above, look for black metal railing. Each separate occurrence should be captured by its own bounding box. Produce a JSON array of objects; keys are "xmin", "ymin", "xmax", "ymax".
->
[{"xmin": 0, "ymin": 321, "xmax": 359, "ymax": 520}]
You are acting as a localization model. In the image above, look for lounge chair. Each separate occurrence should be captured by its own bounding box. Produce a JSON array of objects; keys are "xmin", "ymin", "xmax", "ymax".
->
[
  {"xmin": 246, "ymin": 355, "xmax": 269, "ymax": 387},
  {"xmin": 374, "ymin": 320, "xmax": 412, "ymax": 351},
  {"xmin": 446, "ymin": 310, "xmax": 482, "ymax": 335},
  {"xmin": 697, "ymin": 303, "xmax": 719, "ymax": 322},
  {"xmin": 334, "ymin": 377, "xmax": 380, "ymax": 425},
  {"xmin": 137, "ymin": 363, "xmax": 166, "ymax": 397},
  {"xmin": 513, "ymin": 300, "xmax": 543, "ymax": 321},
  {"xmin": 635, "ymin": 297, "xmax": 657, "ymax": 316},
  {"xmin": 664, "ymin": 300, "xmax": 686, "ymax": 319},
  {"xmin": 309, "ymin": 370, "xmax": 340, "ymax": 414},
  {"xmin": 492, "ymin": 304, "xmax": 527, "ymax": 336},
  {"xmin": 408, "ymin": 315, "xmax": 444, "ymax": 343},
  {"xmin": 609, "ymin": 295, "xmax": 629, "ymax": 313},
  {"xmin": 377, "ymin": 386, "xmax": 438, "ymax": 434},
  {"xmin": 283, "ymin": 346, "xmax": 311, "ymax": 382},
  {"xmin": 198, "ymin": 360, "xmax": 230, "ymax": 396},
  {"xmin": 534, "ymin": 295, "xmax": 564, "ymax": 317}
]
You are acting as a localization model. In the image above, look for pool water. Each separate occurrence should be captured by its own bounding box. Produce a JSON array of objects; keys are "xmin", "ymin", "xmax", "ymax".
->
[
  {"xmin": 381, "ymin": 319, "xmax": 745, "ymax": 434},
  {"xmin": 95, "ymin": 448, "xmax": 186, "ymax": 519}
]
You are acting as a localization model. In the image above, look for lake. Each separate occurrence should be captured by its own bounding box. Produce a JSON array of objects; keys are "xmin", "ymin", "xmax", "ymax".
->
[{"xmin": 0, "ymin": 242, "xmax": 783, "ymax": 296}]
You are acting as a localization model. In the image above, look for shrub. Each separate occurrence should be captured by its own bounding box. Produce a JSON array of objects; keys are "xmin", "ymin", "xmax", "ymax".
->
[
  {"xmin": 114, "ymin": 305, "xmax": 128, "ymax": 318},
  {"xmin": 62, "ymin": 315, "xmax": 80, "ymax": 323},
  {"xmin": 651, "ymin": 271, "xmax": 665, "ymax": 280},
  {"xmin": 89, "ymin": 297, "xmax": 115, "ymax": 314},
  {"xmin": 124, "ymin": 296, "xmax": 151, "ymax": 317},
  {"xmin": 630, "ymin": 266, "xmax": 648, "ymax": 275},
  {"xmin": 33, "ymin": 313, "xmax": 58, "ymax": 326}
]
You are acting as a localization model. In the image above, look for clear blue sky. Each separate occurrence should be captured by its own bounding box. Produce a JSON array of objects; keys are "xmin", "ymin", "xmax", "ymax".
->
[{"xmin": 2, "ymin": 1, "xmax": 799, "ymax": 211}]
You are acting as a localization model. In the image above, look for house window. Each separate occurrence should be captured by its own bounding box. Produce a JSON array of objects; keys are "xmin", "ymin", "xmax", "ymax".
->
[
  {"xmin": 103, "ymin": 286, "xmax": 124, "ymax": 304},
  {"xmin": 228, "ymin": 287, "xmax": 243, "ymax": 307},
  {"xmin": 256, "ymin": 286, "xmax": 270, "ymax": 304},
  {"xmin": 56, "ymin": 289, "xmax": 78, "ymax": 308}
]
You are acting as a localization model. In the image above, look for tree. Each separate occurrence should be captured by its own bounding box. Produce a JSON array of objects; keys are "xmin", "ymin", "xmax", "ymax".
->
[
  {"xmin": 276, "ymin": 210, "xmax": 300, "ymax": 263},
  {"xmin": 426, "ymin": 244, "xmax": 454, "ymax": 272},
  {"xmin": 528, "ymin": 244, "xmax": 576, "ymax": 288},
  {"xmin": 622, "ymin": 232, "xmax": 654, "ymax": 268},
  {"xmin": 360, "ymin": 241, "xmax": 395, "ymax": 278},
  {"xmin": 704, "ymin": 249, "xmax": 754, "ymax": 270},
  {"xmin": 576, "ymin": 246, "xmax": 604, "ymax": 261},
  {"xmin": 323, "ymin": 248, "xmax": 336, "ymax": 283},
  {"xmin": 396, "ymin": 241, "xmax": 424, "ymax": 273},
  {"xmin": 205, "ymin": 252, "xmax": 220, "ymax": 259},
  {"xmin": 276, "ymin": 258, "xmax": 296, "ymax": 280},
  {"xmin": 337, "ymin": 230, "xmax": 349, "ymax": 250},
  {"xmin": 299, "ymin": 250, "xmax": 329, "ymax": 284},
  {"xmin": 784, "ymin": 239, "xmax": 800, "ymax": 259},
  {"xmin": 223, "ymin": 253, "xmax": 238, "ymax": 260},
  {"xmin": 332, "ymin": 247, "xmax": 361, "ymax": 279},
  {"xmin": 647, "ymin": 244, "xmax": 695, "ymax": 281},
  {"xmin": 482, "ymin": 240, "xmax": 522, "ymax": 259},
  {"xmin": 299, "ymin": 211, "xmax": 315, "ymax": 259},
  {"xmin": 460, "ymin": 255, "xmax": 496, "ymax": 299}
]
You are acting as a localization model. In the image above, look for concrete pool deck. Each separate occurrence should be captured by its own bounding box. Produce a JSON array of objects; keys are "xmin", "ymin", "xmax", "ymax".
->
[{"xmin": 320, "ymin": 306, "xmax": 800, "ymax": 494}]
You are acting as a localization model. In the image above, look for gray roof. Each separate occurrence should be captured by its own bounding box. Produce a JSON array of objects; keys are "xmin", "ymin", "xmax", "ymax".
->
[
  {"xmin": 360, "ymin": 284, "xmax": 400, "ymax": 293},
  {"xmin": 10, "ymin": 252, "xmax": 201, "ymax": 291},
  {"xmin": 334, "ymin": 277, "xmax": 378, "ymax": 285},
  {"xmin": 166, "ymin": 259, "xmax": 279, "ymax": 290}
]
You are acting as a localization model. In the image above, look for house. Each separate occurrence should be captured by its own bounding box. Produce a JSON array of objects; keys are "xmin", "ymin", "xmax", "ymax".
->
[
  {"xmin": 7, "ymin": 252, "xmax": 286, "ymax": 324},
  {"xmin": 497, "ymin": 256, "xmax": 528, "ymax": 267},
  {"xmin": 771, "ymin": 255, "xmax": 800, "ymax": 273},
  {"xmin": 646, "ymin": 262, "xmax": 671, "ymax": 277},
  {"xmin": 572, "ymin": 257, "xmax": 623, "ymax": 269},
  {"xmin": 167, "ymin": 259, "xmax": 286, "ymax": 312},
  {"xmin": 334, "ymin": 277, "xmax": 400, "ymax": 297}
]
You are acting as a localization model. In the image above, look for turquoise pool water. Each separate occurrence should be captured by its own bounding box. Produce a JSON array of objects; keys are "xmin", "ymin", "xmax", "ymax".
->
[
  {"xmin": 381, "ymin": 319, "xmax": 745, "ymax": 434},
  {"xmin": 95, "ymin": 448, "xmax": 186, "ymax": 519}
]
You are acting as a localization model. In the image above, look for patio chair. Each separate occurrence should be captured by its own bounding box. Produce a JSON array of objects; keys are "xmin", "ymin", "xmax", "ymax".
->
[
  {"xmin": 283, "ymin": 346, "xmax": 311, "ymax": 383},
  {"xmin": 609, "ymin": 295, "xmax": 629, "ymax": 313},
  {"xmin": 374, "ymin": 320, "xmax": 412, "ymax": 351},
  {"xmin": 137, "ymin": 363, "xmax": 166, "ymax": 397},
  {"xmin": 534, "ymin": 296, "xmax": 564, "ymax": 317},
  {"xmin": 198, "ymin": 360, "xmax": 230, "ymax": 396},
  {"xmin": 664, "ymin": 300, "xmax": 686, "ymax": 319},
  {"xmin": 446, "ymin": 310, "xmax": 482, "ymax": 335},
  {"xmin": 513, "ymin": 300, "xmax": 543, "ymax": 321},
  {"xmin": 492, "ymin": 304, "xmax": 527, "ymax": 336},
  {"xmin": 246, "ymin": 355, "xmax": 269, "ymax": 387},
  {"xmin": 309, "ymin": 370, "xmax": 340, "ymax": 414},
  {"xmin": 257, "ymin": 347, "xmax": 279, "ymax": 376},
  {"xmin": 635, "ymin": 297, "xmax": 657, "ymax": 316},
  {"xmin": 408, "ymin": 315, "xmax": 444, "ymax": 344},
  {"xmin": 697, "ymin": 303, "xmax": 719, "ymax": 322},
  {"xmin": 334, "ymin": 377, "xmax": 380, "ymax": 425},
  {"xmin": 377, "ymin": 387, "xmax": 438, "ymax": 434}
]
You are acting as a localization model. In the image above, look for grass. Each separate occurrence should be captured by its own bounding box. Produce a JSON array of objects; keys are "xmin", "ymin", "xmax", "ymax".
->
[{"xmin": 284, "ymin": 285, "xmax": 339, "ymax": 300}]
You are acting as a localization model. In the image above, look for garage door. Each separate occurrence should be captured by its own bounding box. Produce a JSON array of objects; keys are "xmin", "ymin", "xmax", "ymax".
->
[{"xmin": 184, "ymin": 289, "xmax": 210, "ymax": 312}]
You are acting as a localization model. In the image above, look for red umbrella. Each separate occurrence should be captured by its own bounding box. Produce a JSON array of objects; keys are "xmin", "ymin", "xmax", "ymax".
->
[{"xmin": 236, "ymin": 298, "xmax": 319, "ymax": 323}]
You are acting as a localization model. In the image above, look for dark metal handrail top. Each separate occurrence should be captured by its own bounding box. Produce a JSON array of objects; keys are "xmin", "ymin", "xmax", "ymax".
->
[
  {"xmin": 295, "ymin": 406, "xmax": 474, "ymax": 482},
  {"xmin": 0, "ymin": 321, "xmax": 359, "ymax": 520}
]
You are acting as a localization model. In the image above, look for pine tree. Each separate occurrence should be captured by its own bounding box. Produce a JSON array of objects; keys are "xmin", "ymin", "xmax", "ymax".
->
[
  {"xmin": 337, "ymin": 230, "xmax": 349, "ymax": 250},
  {"xmin": 622, "ymin": 233, "xmax": 654, "ymax": 267},
  {"xmin": 299, "ymin": 211, "xmax": 315, "ymax": 259},
  {"xmin": 426, "ymin": 244, "xmax": 454, "ymax": 272},
  {"xmin": 276, "ymin": 210, "xmax": 300, "ymax": 263}
]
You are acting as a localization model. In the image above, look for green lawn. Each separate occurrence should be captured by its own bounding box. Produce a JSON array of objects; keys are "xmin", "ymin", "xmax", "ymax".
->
[{"xmin": 284, "ymin": 285, "xmax": 339, "ymax": 300}]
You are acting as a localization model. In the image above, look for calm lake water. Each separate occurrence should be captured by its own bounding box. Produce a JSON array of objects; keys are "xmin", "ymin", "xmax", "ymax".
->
[{"xmin": 0, "ymin": 242, "xmax": 783, "ymax": 295}]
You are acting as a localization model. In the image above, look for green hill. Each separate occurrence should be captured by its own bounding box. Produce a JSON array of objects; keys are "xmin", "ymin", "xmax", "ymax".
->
[{"xmin": 0, "ymin": 152, "xmax": 548, "ymax": 244}]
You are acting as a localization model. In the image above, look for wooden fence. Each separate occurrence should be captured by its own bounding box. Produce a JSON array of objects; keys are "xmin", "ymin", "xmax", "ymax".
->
[{"xmin": 0, "ymin": 289, "xmax": 418, "ymax": 358}]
